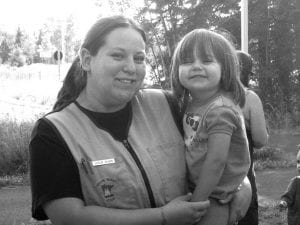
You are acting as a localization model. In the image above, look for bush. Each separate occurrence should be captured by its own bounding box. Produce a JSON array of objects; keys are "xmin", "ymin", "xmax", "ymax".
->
[
  {"xmin": 253, "ymin": 146, "xmax": 284, "ymax": 161},
  {"xmin": 0, "ymin": 118, "xmax": 34, "ymax": 176},
  {"xmin": 254, "ymin": 146, "xmax": 296, "ymax": 170}
]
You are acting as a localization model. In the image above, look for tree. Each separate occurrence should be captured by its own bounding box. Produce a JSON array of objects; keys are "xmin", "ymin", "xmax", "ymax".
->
[
  {"xmin": 137, "ymin": 0, "xmax": 241, "ymax": 87},
  {"xmin": 14, "ymin": 27, "xmax": 24, "ymax": 48},
  {"xmin": 64, "ymin": 15, "xmax": 78, "ymax": 62},
  {"xmin": 0, "ymin": 38, "xmax": 12, "ymax": 64}
]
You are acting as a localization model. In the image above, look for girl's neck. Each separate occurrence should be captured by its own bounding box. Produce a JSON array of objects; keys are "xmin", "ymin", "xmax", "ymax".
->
[{"xmin": 191, "ymin": 88, "xmax": 221, "ymax": 105}]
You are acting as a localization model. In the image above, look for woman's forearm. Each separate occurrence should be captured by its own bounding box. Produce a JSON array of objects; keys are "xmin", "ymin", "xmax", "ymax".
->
[{"xmin": 44, "ymin": 197, "xmax": 162, "ymax": 225}]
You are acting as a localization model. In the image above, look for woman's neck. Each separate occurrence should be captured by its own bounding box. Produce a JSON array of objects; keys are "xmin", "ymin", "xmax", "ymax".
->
[{"xmin": 77, "ymin": 91, "xmax": 127, "ymax": 113}]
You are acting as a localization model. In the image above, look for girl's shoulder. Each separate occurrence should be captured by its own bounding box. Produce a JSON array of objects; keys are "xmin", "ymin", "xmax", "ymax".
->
[
  {"xmin": 211, "ymin": 92, "xmax": 240, "ymax": 110},
  {"xmin": 204, "ymin": 94, "xmax": 242, "ymax": 119}
]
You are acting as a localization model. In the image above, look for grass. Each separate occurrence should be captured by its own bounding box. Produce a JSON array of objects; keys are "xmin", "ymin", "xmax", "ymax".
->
[{"xmin": 258, "ymin": 199, "xmax": 287, "ymax": 225}]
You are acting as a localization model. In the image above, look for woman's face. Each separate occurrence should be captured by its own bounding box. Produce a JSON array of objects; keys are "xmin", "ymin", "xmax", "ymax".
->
[{"xmin": 83, "ymin": 27, "xmax": 146, "ymax": 111}]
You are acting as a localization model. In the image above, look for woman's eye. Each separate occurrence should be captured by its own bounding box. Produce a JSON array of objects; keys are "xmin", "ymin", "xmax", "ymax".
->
[
  {"xmin": 134, "ymin": 56, "xmax": 145, "ymax": 64},
  {"xmin": 112, "ymin": 53, "xmax": 124, "ymax": 60}
]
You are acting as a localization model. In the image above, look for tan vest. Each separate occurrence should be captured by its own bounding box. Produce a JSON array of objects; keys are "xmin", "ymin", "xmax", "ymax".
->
[{"xmin": 46, "ymin": 89, "xmax": 186, "ymax": 209}]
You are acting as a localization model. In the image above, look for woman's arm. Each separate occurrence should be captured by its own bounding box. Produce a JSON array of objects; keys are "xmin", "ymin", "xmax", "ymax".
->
[
  {"xmin": 248, "ymin": 91, "xmax": 268, "ymax": 148},
  {"xmin": 220, "ymin": 176, "xmax": 252, "ymax": 225},
  {"xmin": 191, "ymin": 133, "xmax": 230, "ymax": 201},
  {"xmin": 44, "ymin": 195, "xmax": 210, "ymax": 225}
]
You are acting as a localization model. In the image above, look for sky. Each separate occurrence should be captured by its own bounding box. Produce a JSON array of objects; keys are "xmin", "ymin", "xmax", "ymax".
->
[{"xmin": 0, "ymin": 0, "xmax": 144, "ymax": 38}]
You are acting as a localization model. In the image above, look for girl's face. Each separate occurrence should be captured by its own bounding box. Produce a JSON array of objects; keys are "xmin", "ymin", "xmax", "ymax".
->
[
  {"xmin": 178, "ymin": 49, "xmax": 221, "ymax": 100},
  {"xmin": 82, "ymin": 27, "xmax": 146, "ymax": 111}
]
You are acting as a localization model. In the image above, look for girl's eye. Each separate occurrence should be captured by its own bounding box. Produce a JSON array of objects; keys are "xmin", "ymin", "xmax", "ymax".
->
[
  {"xmin": 134, "ymin": 55, "xmax": 145, "ymax": 64},
  {"xmin": 181, "ymin": 57, "xmax": 194, "ymax": 64},
  {"xmin": 202, "ymin": 58, "xmax": 214, "ymax": 63}
]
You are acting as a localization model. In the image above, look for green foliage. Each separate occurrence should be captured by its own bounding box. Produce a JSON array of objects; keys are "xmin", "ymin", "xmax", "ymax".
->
[
  {"xmin": 137, "ymin": 0, "xmax": 299, "ymax": 129},
  {"xmin": 0, "ymin": 118, "xmax": 34, "ymax": 176},
  {"xmin": 0, "ymin": 16, "xmax": 80, "ymax": 66},
  {"xmin": 253, "ymin": 146, "xmax": 296, "ymax": 170},
  {"xmin": 0, "ymin": 174, "xmax": 29, "ymax": 187},
  {"xmin": 0, "ymin": 38, "xmax": 12, "ymax": 63}
]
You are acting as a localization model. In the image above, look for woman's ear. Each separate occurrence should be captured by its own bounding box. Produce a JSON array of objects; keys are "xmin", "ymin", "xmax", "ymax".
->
[{"xmin": 80, "ymin": 48, "xmax": 92, "ymax": 72}]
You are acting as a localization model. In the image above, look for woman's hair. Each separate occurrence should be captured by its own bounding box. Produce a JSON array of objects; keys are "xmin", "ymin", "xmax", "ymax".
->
[
  {"xmin": 171, "ymin": 28, "xmax": 245, "ymax": 113},
  {"xmin": 53, "ymin": 15, "xmax": 146, "ymax": 111},
  {"xmin": 237, "ymin": 50, "xmax": 253, "ymax": 87}
]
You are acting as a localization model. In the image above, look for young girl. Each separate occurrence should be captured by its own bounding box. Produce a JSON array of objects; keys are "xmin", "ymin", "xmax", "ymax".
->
[
  {"xmin": 171, "ymin": 29, "xmax": 251, "ymax": 225},
  {"xmin": 279, "ymin": 145, "xmax": 300, "ymax": 225}
]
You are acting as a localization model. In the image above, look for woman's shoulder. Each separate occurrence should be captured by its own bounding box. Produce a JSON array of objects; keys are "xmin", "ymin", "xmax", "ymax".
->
[
  {"xmin": 31, "ymin": 117, "xmax": 55, "ymax": 137},
  {"xmin": 31, "ymin": 117, "xmax": 65, "ymax": 147},
  {"xmin": 136, "ymin": 88, "xmax": 171, "ymax": 104},
  {"xmin": 245, "ymin": 89, "xmax": 261, "ymax": 102}
]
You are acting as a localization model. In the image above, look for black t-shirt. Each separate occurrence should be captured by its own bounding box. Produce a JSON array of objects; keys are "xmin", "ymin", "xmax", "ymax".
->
[{"xmin": 30, "ymin": 102, "xmax": 130, "ymax": 220}]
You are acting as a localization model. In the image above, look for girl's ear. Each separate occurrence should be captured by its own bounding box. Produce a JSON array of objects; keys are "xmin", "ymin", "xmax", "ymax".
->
[{"xmin": 80, "ymin": 48, "xmax": 92, "ymax": 72}]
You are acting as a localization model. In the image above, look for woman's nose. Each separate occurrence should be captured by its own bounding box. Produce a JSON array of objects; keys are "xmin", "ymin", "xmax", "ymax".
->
[{"xmin": 123, "ymin": 57, "xmax": 136, "ymax": 74}]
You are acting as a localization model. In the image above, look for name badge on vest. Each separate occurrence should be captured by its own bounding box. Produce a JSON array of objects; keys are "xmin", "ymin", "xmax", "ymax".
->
[{"xmin": 92, "ymin": 158, "xmax": 115, "ymax": 166}]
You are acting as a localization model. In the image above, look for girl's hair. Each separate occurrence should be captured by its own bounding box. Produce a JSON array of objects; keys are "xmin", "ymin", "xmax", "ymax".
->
[
  {"xmin": 171, "ymin": 28, "xmax": 245, "ymax": 113},
  {"xmin": 237, "ymin": 50, "xmax": 253, "ymax": 87},
  {"xmin": 53, "ymin": 15, "xmax": 146, "ymax": 111}
]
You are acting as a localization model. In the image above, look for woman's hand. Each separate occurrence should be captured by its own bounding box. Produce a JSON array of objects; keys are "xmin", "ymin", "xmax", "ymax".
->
[
  {"xmin": 219, "ymin": 177, "xmax": 252, "ymax": 225},
  {"xmin": 162, "ymin": 193, "xmax": 210, "ymax": 225}
]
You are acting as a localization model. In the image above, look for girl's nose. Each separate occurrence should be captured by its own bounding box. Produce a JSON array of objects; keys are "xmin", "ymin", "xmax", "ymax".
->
[{"xmin": 192, "ymin": 59, "xmax": 204, "ymax": 70}]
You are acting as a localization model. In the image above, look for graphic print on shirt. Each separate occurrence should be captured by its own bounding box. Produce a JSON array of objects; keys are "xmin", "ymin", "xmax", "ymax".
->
[{"xmin": 183, "ymin": 112, "xmax": 208, "ymax": 151}]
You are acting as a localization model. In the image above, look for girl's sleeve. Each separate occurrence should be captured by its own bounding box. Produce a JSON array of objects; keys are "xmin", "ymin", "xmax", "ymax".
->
[
  {"xmin": 206, "ymin": 106, "xmax": 239, "ymax": 136},
  {"xmin": 30, "ymin": 118, "xmax": 83, "ymax": 220},
  {"xmin": 281, "ymin": 177, "xmax": 297, "ymax": 206}
]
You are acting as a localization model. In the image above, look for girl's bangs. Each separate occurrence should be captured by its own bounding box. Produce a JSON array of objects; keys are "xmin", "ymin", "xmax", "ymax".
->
[
  {"xmin": 178, "ymin": 32, "xmax": 213, "ymax": 63},
  {"xmin": 178, "ymin": 37, "xmax": 196, "ymax": 63}
]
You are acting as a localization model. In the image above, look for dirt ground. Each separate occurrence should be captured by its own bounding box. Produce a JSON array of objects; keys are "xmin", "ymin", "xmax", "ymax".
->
[{"xmin": 0, "ymin": 185, "xmax": 32, "ymax": 225}]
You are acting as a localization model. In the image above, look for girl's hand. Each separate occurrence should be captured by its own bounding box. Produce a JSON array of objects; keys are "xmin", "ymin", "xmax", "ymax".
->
[
  {"xmin": 279, "ymin": 200, "xmax": 287, "ymax": 209},
  {"xmin": 162, "ymin": 193, "xmax": 210, "ymax": 225}
]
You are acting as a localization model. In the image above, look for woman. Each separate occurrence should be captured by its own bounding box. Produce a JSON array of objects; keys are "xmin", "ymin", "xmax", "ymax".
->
[
  {"xmin": 30, "ymin": 15, "xmax": 251, "ymax": 225},
  {"xmin": 237, "ymin": 50, "xmax": 268, "ymax": 225}
]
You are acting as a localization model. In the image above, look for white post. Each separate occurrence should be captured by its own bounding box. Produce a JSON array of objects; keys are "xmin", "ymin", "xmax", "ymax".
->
[
  {"xmin": 241, "ymin": 0, "xmax": 248, "ymax": 52},
  {"xmin": 58, "ymin": 51, "xmax": 61, "ymax": 80}
]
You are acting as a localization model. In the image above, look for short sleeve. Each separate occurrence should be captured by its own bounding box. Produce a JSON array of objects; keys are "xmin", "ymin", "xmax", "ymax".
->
[
  {"xmin": 205, "ymin": 106, "xmax": 240, "ymax": 136},
  {"xmin": 30, "ymin": 118, "xmax": 83, "ymax": 220}
]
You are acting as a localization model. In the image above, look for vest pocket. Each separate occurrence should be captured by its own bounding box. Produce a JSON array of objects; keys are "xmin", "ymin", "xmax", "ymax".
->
[
  {"xmin": 147, "ymin": 142, "xmax": 186, "ymax": 203},
  {"xmin": 80, "ymin": 156, "xmax": 146, "ymax": 209}
]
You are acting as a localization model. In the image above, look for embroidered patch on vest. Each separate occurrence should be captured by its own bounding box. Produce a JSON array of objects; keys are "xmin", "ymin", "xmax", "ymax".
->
[{"xmin": 97, "ymin": 178, "xmax": 116, "ymax": 202}]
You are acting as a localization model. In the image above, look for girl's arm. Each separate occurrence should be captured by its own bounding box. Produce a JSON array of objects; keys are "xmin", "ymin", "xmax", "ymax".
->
[
  {"xmin": 191, "ymin": 132, "xmax": 231, "ymax": 201},
  {"xmin": 281, "ymin": 177, "xmax": 297, "ymax": 206},
  {"xmin": 44, "ymin": 195, "xmax": 210, "ymax": 225}
]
